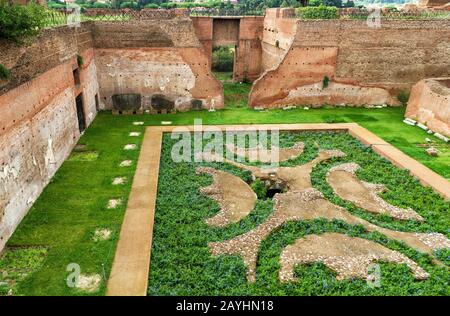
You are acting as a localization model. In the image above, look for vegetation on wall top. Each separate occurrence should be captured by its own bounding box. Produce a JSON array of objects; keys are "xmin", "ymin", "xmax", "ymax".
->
[
  {"xmin": 0, "ymin": 1, "xmax": 46, "ymax": 43},
  {"xmin": 48, "ymin": 0, "xmax": 355, "ymax": 11},
  {"xmin": 297, "ymin": 5, "xmax": 340, "ymax": 19},
  {"xmin": 77, "ymin": 54, "xmax": 84, "ymax": 68},
  {"xmin": 0, "ymin": 64, "xmax": 11, "ymax": 81}
]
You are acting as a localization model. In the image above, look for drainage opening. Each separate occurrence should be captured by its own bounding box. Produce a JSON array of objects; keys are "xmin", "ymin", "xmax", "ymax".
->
[
  {"xmin": 266, "ymin": 188, "xmax": 283, "ymax": 199},
  {"xmin": 251, "ymin": 179, "xmax": 286, "ymax": 200}
]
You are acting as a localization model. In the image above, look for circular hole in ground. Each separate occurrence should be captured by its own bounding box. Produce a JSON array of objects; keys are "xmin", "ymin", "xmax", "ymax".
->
[{"xmin": 266, "ymin": 188, "xmax": 283, "ymax": 199}]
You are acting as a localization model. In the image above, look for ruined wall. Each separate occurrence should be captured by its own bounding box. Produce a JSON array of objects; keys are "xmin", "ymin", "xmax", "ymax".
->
[
  {"xmin": 0, "ymin": 27, "xmax": 99, "ymax": 251},
  {"xmin": 260, "ymin": 8, "xmax": 297, "ymax": 72},
  {"xmin": 213, "ymin": 18, "xmax": 240, "ymax": 46},
  {"xmin": 0, "ymin": 24, "xmax": 93, "ymax": 95},
  {"xmin": 250, "ymin": 16, "xmax": 450, "ymax": 108},
  {"xmin": 192, "ymin": 17, "xmax": 214, "ymax": 65},
  {"xmin": 418, "ymin": 0, "xmax": 450, "ymax": 7},
  {"xmin": 93, "ymin": 20, "xmax": 223, "ymax": 111},
  {"xmin": 234, "ymin": 17, "xmax": 264, "ymax": 82},
  {"xmin": 0, "ymin": 17, "xmax": 226, "ymax": 250},
  {"xmin": 406, "ymin": 78, "xmax": 450, "ymax": 137}
]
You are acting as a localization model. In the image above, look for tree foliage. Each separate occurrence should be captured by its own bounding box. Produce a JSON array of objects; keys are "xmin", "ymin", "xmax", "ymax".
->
[
  {"xmin": 0, "ymin": 1, "xmax": 46, "ymax": 42},
  {"xmin": 212, "ymin": 46, "xmax": 234, "ymax": 72},
  {"xmin": 297, "ymin": 5, "xmax": 339, "ymax": 19}
]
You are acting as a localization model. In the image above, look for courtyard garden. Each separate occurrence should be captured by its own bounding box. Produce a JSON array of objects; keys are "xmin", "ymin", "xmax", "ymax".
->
[
  {"xmin": 0, "ymin": 79, "xmax": 449, "ymax": 296},
  {"xmin": 150, "ymin": 130, "xmax": 449, "ymax": 295}
]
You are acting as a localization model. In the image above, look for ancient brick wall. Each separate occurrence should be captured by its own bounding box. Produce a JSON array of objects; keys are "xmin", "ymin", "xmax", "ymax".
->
[
  {"xmin": 418, "ymin": 0, "xmax": 449, "ymax": 7},
  {"xmin": 93, "ymin": 20, "xmax": 223, "ymax": 111},
  {"xmin": 192, "ymin": 17, "xmax": 214, "ymax": 65},
  {"xmin": 0, "ymin": 18, "xmax": 225, "ymax": 250},
  {"xmin": 406, "ymin": 78, "xmax": 450, "ymax": 137},
  {"xmin": 0, "ymin": 37, "xmax": 99, "ymax": 251},
  {"xmin": 260, "ymin": 8, "xmax": 297, "ymax": 72},
  {"xmin": 250, "ymin": 17, "xmax": 450, "ymax": 108},
  {"xmin": 234, "ymin": 17, "xmax": 264, "ymax": 82},
  {"xmin": 0, "ymin": 24, "xmax": 93, "ymax": 95}
]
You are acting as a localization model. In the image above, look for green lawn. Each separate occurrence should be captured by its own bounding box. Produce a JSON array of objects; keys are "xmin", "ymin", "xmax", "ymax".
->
[{"xmin": 0, "ymin": 79, "xmax": 448, "ymax": 296}]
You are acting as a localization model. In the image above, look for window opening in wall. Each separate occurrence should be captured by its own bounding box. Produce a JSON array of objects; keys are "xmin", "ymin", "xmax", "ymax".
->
[
  {"xmin": 75, "ymin": 93, "xmax": 86, "ymax": 133},
  {"xmin": 73, "ymin": 67, "xmax": 81, "ymax": 86},
  {"xmin": 212, "ymin": 45, "xmax": 235, "ymax": 83},
  {"xmin": 95, "ymin": 94, "xmax": 100, "ymax": 111}
]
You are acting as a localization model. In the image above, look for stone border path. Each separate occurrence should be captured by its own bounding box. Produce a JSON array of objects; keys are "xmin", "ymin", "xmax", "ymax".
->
[
  {"xmin": 106, "ymin": 123, "xmax": 449, "ymax": 296},
  {"xmin": 106, "ymin": 128, "xmax": 162, "ymax": 296}
]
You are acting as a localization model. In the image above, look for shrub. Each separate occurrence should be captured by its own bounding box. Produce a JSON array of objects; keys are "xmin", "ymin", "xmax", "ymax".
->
[
  {"xmin": 308, "ymin": 0, "xmax": 323, "ymax": 6},
  {"xmin": 144, "ymin": 3, "xmax": 159, "ymax": 9},
  {"xmin": 297, "ymin": 5, "xmax": 339, "ymax": 19},
  {"xmin": 120, "ymin": 1, "xmax": 139, "ymax": 9},
  {"xmin": 251, "ymin": 179, "xmax": 267, "ymax": 199},
  {"xmin": 0, "ymin": 1, "xmax": 46, "ymax": 42},
  {"xmin": 0, "ymin": 64, "xmax": 11, "ymax": 81},
  {"xmin": 397, "ymin": 91, "xmax": 410, "ymax": 105},
  {"xmin": 77, "ymin": 54, "xmax": 84, "ymax": 68},
  {"xmin": 322, "ymin": 75, "xmax": 330, "ymax": 89},
  {"xmin": 343, "ymin": 0, "xmax": 355, "ymax": 7},
  {"xmin": 47, "ymin": 1, "xmax": 66, "ymax": 9},
  {"xmin": 159, "ymin": 2, "xmax": 176, "ymax": 9},
  {"xmin": 212, "ymin": 46, "xmax": 234, "ymax": 72},
  {"xmin": 92, "ymin": 2, "xmax": 109, "ymax": 8}
]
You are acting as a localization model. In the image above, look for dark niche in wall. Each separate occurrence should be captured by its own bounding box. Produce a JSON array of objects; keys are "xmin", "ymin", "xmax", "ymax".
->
[
  {"xmin": 151, "ymin": 94, "xmax": 174, "ymax": 111},
  {"xmin": 191, "ymin": 99, "xmax": 203, "ymax": 110},
  {"xmin": 112, "ymin": 94, "xmax": 142, "ymax": 111}
]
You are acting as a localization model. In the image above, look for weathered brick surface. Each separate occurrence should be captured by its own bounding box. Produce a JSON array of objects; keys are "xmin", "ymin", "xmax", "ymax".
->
[
  {"xmin": 405, "ymin": 78, "xmax": 450, "ymax": 136},
  {"xmin": 0, "ymin": 53, "xmax": 100, "ymax": 249},
  {"xmin": 92, "ymin": 19, "xmax": 200, "ymax": 48},
  {"xmin": 0, "ymin": 44, "xmax": 98, "ymax": 252},
  {"xmin": 0, "ymin": 24, "xmax": 94, "ymax": 95},
  {"xmin": 250, "ymin": 17, "xmax": 450, "ymax": 107},
  {"xmin": 295, "ymin": 20, "xmax": 450, "ymax": 88},
  {"xmin": 234, "ymin": 17, "xmax": 264, "ymax": 82},
  {"xmin": 191, "ymin": 17, "xmax": 214, "ymax": 65},
  {"xmin": 95, "ymin": 47, "xmax": 223, "ymax": 111}
]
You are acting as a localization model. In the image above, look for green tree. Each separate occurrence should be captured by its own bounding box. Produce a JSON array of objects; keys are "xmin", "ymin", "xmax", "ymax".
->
[{"xmin": 0, "ymin": 1, "xmax": 46, "ymax": 42}]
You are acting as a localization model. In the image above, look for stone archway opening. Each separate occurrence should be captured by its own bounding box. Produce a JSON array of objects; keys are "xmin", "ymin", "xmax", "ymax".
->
[
  {"xmin": 212, "ymin": 18, "xmax": 240, "ymax": 83},
  {"xmin": 211, "ymin": 45, "xmax": 235, "ymax": 83}
]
